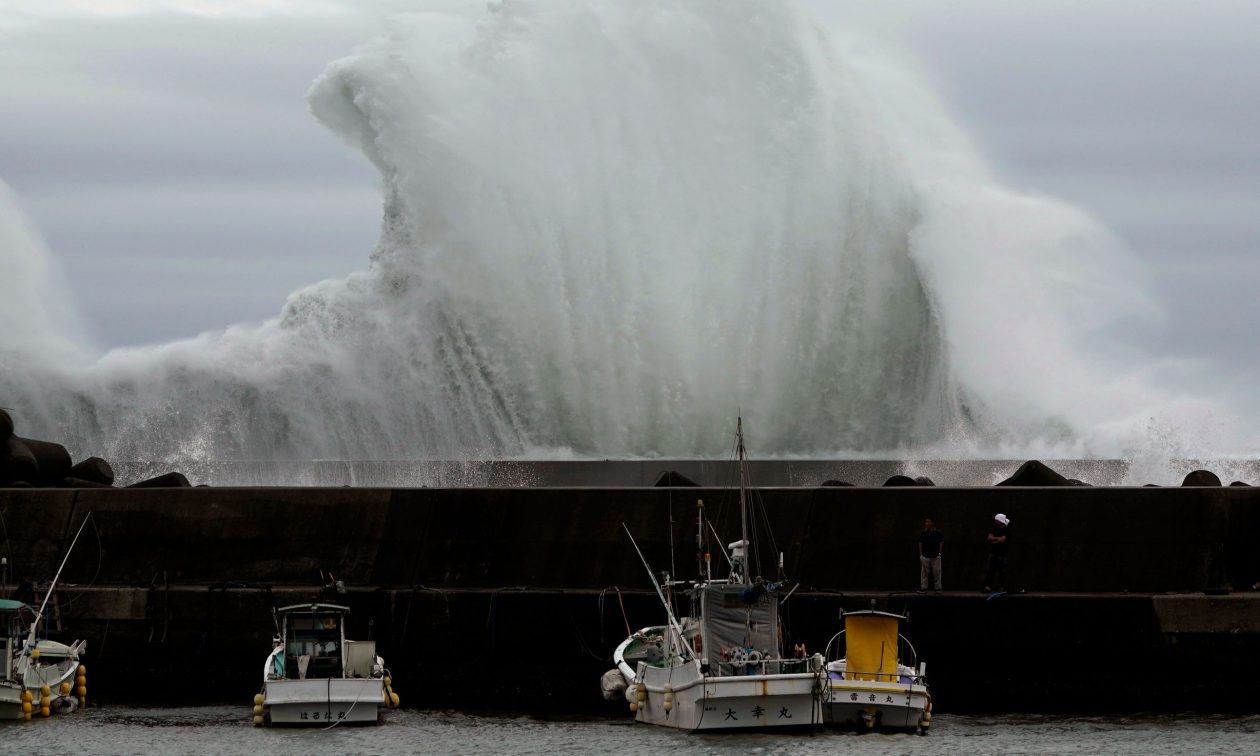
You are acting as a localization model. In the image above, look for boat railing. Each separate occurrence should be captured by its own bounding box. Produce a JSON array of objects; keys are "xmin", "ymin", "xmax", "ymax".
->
[
  {"xmin": 715, "ymin": 654, "xmax": 817, "ymax": 677},
  {"xmin": 825, "ymin": 665, "xmax": 923, "ymax": 685},
  {"xmin": 822, "ymin": 630, "xmax": 925, "ymax": 685}
]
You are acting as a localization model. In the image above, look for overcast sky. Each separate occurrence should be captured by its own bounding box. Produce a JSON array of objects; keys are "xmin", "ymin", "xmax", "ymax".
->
[{"xmin": 1, "ymin": 0, "xmax": 1257, "ymax": 391}]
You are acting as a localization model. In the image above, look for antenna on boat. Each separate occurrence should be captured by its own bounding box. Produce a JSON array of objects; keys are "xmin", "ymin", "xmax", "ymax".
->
[
  {"xmin": 22, "ymin": 512, "xmax": 93, "ymax": 655},
  {"xmin": 621, "ymin": 523, "xmax": 693, "ymax": 660}
]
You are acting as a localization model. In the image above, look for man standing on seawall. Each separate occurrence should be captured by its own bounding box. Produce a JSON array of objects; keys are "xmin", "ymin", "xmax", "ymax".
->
[
  {"xmin": 917, "ymin": 517, "xmax": 944, "ymax": 593},
  {"xmin": 984, "ymin": 513, "xmax": 1011, "ymax": 593}
]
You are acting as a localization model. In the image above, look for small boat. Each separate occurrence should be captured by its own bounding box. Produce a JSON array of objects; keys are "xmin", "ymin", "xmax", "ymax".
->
[
  {"xmin": 254, "ymin": 603, "xmax": 398, "ymax": 726},
  {"xmin": 822, "ymin": 610, "xmax": 931, "ymax": 733},
  {"xmin": 1, "ymin": 600, "xmax": 87, "ymax": 721},
  {"xmin": 1, "ymin": 515, "xmax": 93, "ymax": 722},
  {"xmin": 603, "ymin": 418, "xmax": 826, "ymax": 731}
]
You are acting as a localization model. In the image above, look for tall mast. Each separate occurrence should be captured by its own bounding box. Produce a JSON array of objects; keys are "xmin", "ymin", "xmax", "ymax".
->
[
  {"xmin": 696, "ymin": 499, "xmax": 710, "ymax": 583},
  {"xmin": 19, "ymin": 513, "xmax": 91, "ymax": 678},
  {"xmin": 737, "ymin": 416, "xmax": 749, "ymax": 587}
]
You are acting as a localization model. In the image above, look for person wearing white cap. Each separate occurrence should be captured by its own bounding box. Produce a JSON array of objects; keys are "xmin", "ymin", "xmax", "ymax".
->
[{"xmin": 983, "ymin": 513, "xmax": 1011, "ymax": 593}]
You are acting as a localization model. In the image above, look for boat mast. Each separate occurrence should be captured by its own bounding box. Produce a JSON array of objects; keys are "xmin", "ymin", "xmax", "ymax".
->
[
  {"xmin": 696, "ymin": 499, "xmax": 709, "ymax": 583},
  {"xmin": 737, "ymin": 416, "xmax": 749, "ymax": 587},
  {"xmin": 20, "ymin": 513, "xmax": 92, "ymax": 671},
  {"xmin": 622, "ymin": 524, "xmax": 694, "ymax": 660}
]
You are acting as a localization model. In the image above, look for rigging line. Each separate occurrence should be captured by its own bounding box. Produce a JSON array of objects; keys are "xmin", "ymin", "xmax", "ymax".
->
[
  {"xmin": 315, "ymin": 675, "xmax": 378, "ymax": 730},
  {"xmin": 756, "ymin": 504, "xmax": 777, "ymax": 580},
  {"xmin": 615, "ymin": 586, "xmax": 631, "ymax": 638},
  {"xmin": 744, "ymin": 460, "xmax": 782, "ymax": 581},
  {"xmin": 738, "ymin": 438, "xmax": 764, "ymax": 582},
  {"xmin": 308, "ymin": 640, "xmax": 380, "ymax": 730},
  {"xmin": 568, "ymin": 610, "xmax": 604, "ymax": 661},
  {"xmin": 24, "ymin": 512, "xmax": 93, "ymax": 651},
  {"xmin": 707, "ymin": 521, "xmax": 733, "ymax": 568},
  {"xmin": 755, "ymin": 496, "xmax": 779, "ymax": 577},
  {"xmin": 621, "ymin": 523, "xmax": 693, "ymax": 661},
  {"xmin": 54, "ymin": 513, "xmax": 104, "ymax": 612},
  {"xmin": 597, "ymin": 588, "xmax": 606, "ymax": 645},
  {"xmin": 668, "ymin": 487, "xmax": 675, "ymax": 580},
  {"xmin": 0, "ymin": 503, "xmax": 14, "ymax": 583}
]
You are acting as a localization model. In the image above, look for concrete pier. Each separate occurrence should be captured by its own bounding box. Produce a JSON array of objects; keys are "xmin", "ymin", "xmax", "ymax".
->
[{"xmin": 1, "ymin": 484, "xmax": 1258, "ymax": 712}]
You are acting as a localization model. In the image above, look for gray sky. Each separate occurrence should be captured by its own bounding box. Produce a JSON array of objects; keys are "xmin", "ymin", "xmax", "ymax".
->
[
  {"xmin": 878, "ymin": 1, "xmax": 1260, "ymax": 386},
  {"xmin": 1, "ymin": 0, "xmax": 1257, "ymax": 391}
]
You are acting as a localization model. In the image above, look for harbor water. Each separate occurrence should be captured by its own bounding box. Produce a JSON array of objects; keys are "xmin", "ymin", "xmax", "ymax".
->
[{"xmin": 3, "ymin": 707, "xmax": 1258, "ymax": 755}]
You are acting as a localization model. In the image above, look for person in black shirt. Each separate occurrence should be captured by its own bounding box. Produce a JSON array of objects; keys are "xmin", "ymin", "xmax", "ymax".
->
[
  {"xmin": 983, "ymin": 513, "xmax": 1011, "ymax": 593},
  {"xmin": 917, "ymin": 517, "xmax": 944, "ymax": 592}
]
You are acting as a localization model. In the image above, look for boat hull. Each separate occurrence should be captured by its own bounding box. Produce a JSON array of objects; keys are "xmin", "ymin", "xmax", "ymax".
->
[
  {"xmin": 633, "ymin": 660, "xmax": 823, "ymax": 731},
  {"xmin": 0, "ymin": 682, "xmax": 79, "ymax": 721},
  {"xmin": 0, "ymin": 697, "xmax": 78, "ymax": 720},
  {"xmin": 0, "ymin": 648, "xmax": 82, "ymax": 721},
  {"xmin": 263, "ymin": 678, "xmax": 383, "ymax": 726},
  {"xmin": 825, "ymin": 680, "xmax": 930, "ymax": 731}
]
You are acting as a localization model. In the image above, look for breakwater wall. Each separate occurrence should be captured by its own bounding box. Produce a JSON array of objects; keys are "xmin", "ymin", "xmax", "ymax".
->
[
  {"xmin": 2, "ymin": 485, "xmax": 1259, "ymax": 713},
  {"xmin": 89, "ymin": 457, "xmax": 1260, "ymax": 488}
]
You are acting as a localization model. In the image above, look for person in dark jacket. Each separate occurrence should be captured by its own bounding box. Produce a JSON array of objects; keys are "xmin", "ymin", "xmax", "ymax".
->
[{"xmin": 917, "ymin": 517, "xmax": 944, "ymax": 592}]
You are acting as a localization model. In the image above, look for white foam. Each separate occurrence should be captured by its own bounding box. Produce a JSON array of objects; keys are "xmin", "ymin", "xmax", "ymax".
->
[{"xmin": 0, "ymin": 1, "xmax": 1248, "ymax": 475}]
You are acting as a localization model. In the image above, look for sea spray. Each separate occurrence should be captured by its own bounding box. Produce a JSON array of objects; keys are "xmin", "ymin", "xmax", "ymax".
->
[
  {"xmin": 0, "ymin": 179, "xmax": 85, "ymax": 367},
  {"xmin": 0, "ymin": 1, "xmax": 1224, "ymax": 477}
]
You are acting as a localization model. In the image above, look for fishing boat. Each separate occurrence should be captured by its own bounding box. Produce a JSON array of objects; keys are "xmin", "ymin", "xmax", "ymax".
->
[
  {"xmin": 1, "ymin": 516, "xmax": 92, "ymax": 721},
  {"xmin": 254, "ymin": 603, "xmax": 398, "ymax": 726},
  {"xmin": 603, "ymin": 418, "xmax": 826, "ymax": 731},
  {"xmin": 1, "ymin": 600, "xmax": 87, "ymax": 721},
  {"xmin": 822, "ymin": 610, "xmax": 931, "ymax": 732}
]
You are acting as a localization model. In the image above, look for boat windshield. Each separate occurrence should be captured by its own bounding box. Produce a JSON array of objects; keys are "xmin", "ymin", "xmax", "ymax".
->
[
  {"xmin": 284, "ymin": 613, "xmax": 344, "ymax": 679},
  {"xmin": 0, "ymin": 600, "xmax": 32, "ymax": 638}
]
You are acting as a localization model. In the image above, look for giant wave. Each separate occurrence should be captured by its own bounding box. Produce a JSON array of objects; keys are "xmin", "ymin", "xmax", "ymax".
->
[{"xmin": 0, "ymin": 1, "xmax": 1231, "ymax": 480}]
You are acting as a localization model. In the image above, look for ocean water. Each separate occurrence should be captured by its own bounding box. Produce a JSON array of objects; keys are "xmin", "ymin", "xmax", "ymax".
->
[{"xmin": 3, "ymin": 707, "xmax": 1258, "ymax": 755}]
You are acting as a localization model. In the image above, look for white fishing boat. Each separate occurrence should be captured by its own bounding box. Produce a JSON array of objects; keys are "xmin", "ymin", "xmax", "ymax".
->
[
  {"xmin": 1, "ymin": 515, "xmax": 92, "ymax": 721},
  {"xmin": 254, "ymin": 603, "xmax": 398, "ymax": 726},
  {"xmin": 822, "ymin": 610, "xmax": 931, "ymax": 733},
  {"xmin": 602, "ymin": 418, "xmax": 826, "ymax": 731},
  {"xmin": 0, "ymin": 600, "xmax": 86, "ymax": 721}
]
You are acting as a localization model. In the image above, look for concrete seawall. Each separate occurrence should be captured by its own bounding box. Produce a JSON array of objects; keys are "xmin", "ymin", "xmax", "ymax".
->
[{"xmin": 2, "ymin": 485, "xmax": 1258, "ymax": 713}]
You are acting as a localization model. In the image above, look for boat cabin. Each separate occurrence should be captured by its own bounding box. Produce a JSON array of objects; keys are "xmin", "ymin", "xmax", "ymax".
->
[
  {"xmin": 688, "ymin": 582, "xmax": 787, "ymax": 676},
  {"xmin": 0, "ymin": 599, "xmax": 33, "ymax": 682},
  {"xmin": 279, "ymin": 604, "xmax": 349, "ymax": 680},
  {"xmin": 276, "ymin": 603, "xmax": 377, "ymax": 681},
  {"xmin": 827, "ymin": 610, "xmax": 922, "ymax": 683}
]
